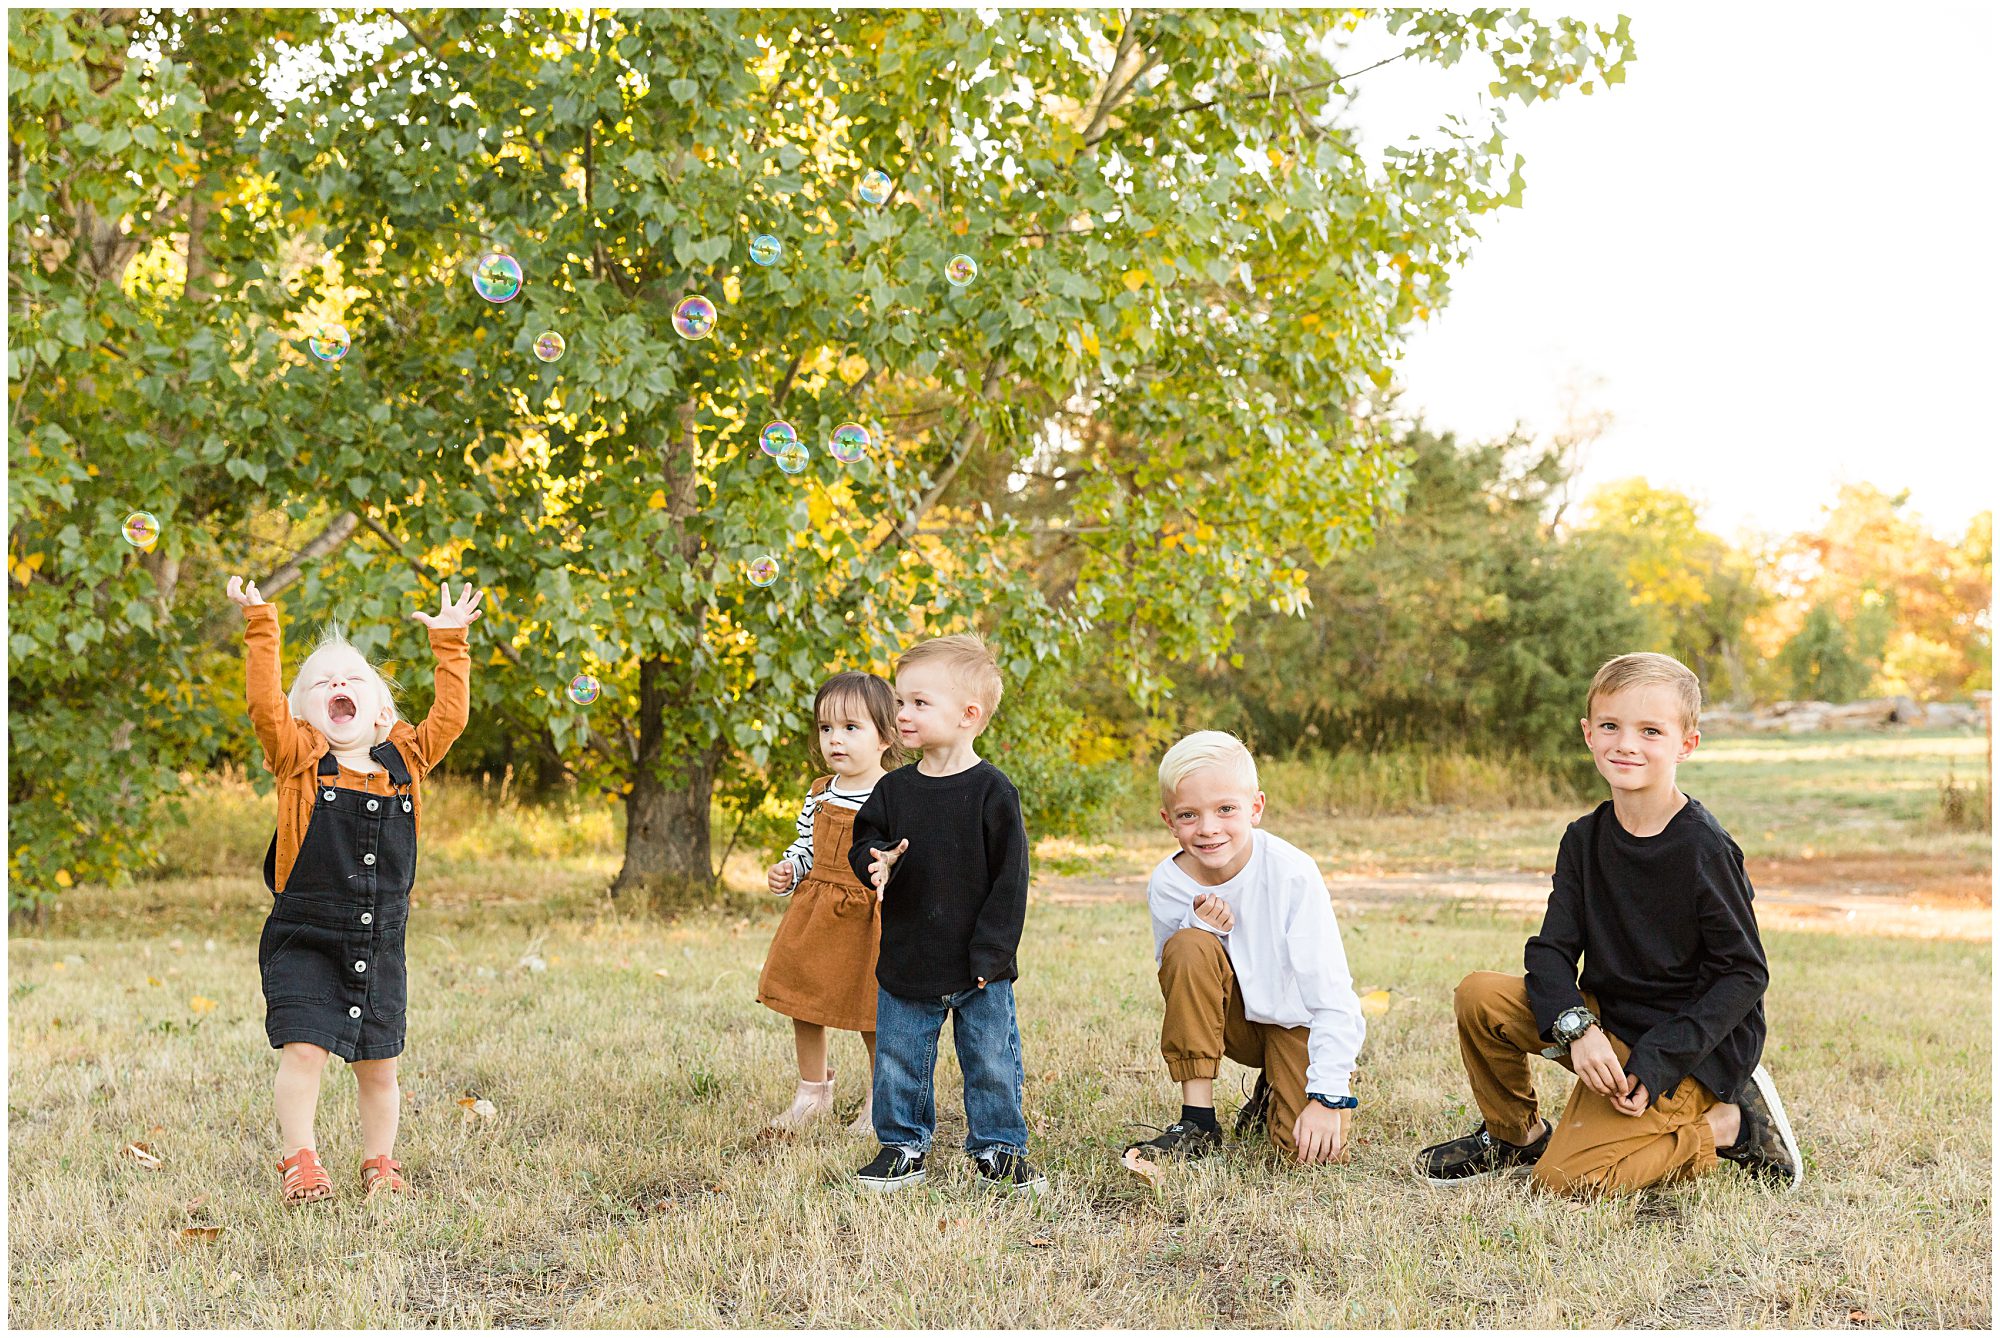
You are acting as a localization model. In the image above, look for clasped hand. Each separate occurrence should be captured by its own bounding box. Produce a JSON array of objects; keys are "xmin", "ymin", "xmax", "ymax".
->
[{"xmin": 1570, "ymin": 1025, "xmax": 1649, "ymax": 1115}]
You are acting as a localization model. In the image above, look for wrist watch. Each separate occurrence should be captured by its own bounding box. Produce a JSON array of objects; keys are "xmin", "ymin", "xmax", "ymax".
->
[
  {"xmin": 1305, "ymin": 1092, "xmax": 1358, "ymax": 1110},
  {"xmin": 1550, "ymin": 1005, "xmax": 1598, "ymax": 1047}
]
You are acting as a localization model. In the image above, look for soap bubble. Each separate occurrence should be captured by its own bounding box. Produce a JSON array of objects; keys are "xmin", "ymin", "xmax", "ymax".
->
[
  {"xmin": 533, "ymin": 331, "xmax": 566, "ymax": 363},
  {"xmin": 566, "ymin": 674, "xmax": 600, "ymax": 706},
  {"xmin": 945, "ymin": 254, "xmax": 977, "ymax": 286},
  {"xmin": 672, "ymin": 295, "xmax": 716, "ymax": 339},
  {"xmin": 308, "ymin": 324, "xmax": 350, "ymax": 362},
  {"xmin": 473, "ymin": 252, "xmax": 523, "ymax": 303},
  {"xmin": 749, "ymin": 234, "xmax": 782, "ymax": 266},
  {"xmin": 121, "ymin": 511, "xmax": 160, "ymax": 547},
  {"xmin": 858, "ymin": 169, "xmax": 893, "ymax": 205},
  {"xmin": 760, "ymin": 419, "xmax": 798, "ymax": 458},
  {"xmin": 747, "ymin": 555, "xmax": 780, "ymax": 587},
  {"xmin": 828, "ymin": 422, "xmax": 871, "ymax": 464},
  {"xmin": 775, "ymin": 440, "xmax": 809, "ymax": 475}
]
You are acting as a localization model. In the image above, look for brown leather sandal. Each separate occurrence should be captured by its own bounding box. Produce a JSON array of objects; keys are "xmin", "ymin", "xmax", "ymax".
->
[
  {"xmin": 277, "ymin": 1147, "xmax": 334, "ymax": 1205},
  {"xmin": 360, "ymin": 1154, "xmax": 409, "ymax": 1199}
]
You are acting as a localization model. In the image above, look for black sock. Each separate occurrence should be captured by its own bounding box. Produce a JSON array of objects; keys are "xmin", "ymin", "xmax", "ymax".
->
[{"xmin": 1181, "ymin": 1104, "xmax": 1219, "ymax": 1132}]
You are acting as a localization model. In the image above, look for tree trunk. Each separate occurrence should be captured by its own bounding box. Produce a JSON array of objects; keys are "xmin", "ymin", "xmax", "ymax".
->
[{"xmin": 610, "ymin": 654, "xmax": 716, "ymax": 905}]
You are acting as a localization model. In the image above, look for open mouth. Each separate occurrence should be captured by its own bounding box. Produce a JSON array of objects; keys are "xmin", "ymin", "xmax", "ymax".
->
[
  {"xmin": 1195, "ymin": 840, "xmax": 1228, "ymax": 854},
  {"xmin": 329, "ymin": 694, "xmax": 357, "ymax": 726}
]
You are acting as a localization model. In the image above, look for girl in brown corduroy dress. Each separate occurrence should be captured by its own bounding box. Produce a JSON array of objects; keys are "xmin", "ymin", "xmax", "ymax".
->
[{"xmin": 757, "ymin": 671, "xmax": 905, "ymax": 1133}]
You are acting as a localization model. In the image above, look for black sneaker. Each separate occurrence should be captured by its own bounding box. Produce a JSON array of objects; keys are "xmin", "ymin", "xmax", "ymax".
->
[
  {"xmin": 855, "ymin": 1145, "xmax": 926, "ymax": 1193},
  {"xmin": 1122, "ymin": 1120, "xmax": 1223, "ymax": 1165},
  {"xmin": 1717, "ymin": 1065, "xmax": 1803, "ymax": 1191},
  {"xmin": 1416, "ymin": 1119, "xmax": 1550, "ymax": 1185},
  {"xmin": 971, "ymin": 1149, "xmax": 1048, "ymax": 1196},
  {"xmin": 1235, "ymin": 1073, "xmax": 1271, "ymax": 1140}
]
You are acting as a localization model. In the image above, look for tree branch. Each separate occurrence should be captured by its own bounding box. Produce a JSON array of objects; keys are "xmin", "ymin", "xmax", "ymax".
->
[
  {"xmin": 1156, "ymin": 49, "xmax": 1415, "ymax": 119},
  {"xmin": 255, "ymin": 510, "xmax": 360, "ymax": 599}
]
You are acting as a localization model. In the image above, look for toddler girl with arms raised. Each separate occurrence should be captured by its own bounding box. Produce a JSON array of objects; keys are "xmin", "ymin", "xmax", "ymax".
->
[
  {"xmin": 226, "ymin": 573, "xmax": 481, "ymax": 1203},
  {"xmin": 755, "ymin": 672, "xmax": 905, "ymax": 1133}
]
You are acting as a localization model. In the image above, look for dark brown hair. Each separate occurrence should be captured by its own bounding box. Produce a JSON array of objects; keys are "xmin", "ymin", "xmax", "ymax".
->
[{"xmin": 810, "ymin": 671, "xmax": 907, "ymax": 773}]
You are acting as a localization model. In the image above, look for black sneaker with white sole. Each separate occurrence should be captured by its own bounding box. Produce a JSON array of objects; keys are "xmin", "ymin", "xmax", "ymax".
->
[
  {"xmin": 1416, "ymin": 1119, "xmax": 1551, "ymax": 1185},
  {"xmin": 855, "ymin": 1145, "xmax": 926, "ymax": 1193},
  {"xmin": 971, "ymin": 1149, "xmax": 1048, "ymax": 1195},
  {"xmin": 1717, "ymin": 1064, "xmax": 1803, "ymax": 1190},
  {"xmin": 1123, "ymin": 1120, "xmax": 1223, "ymax": 1164}
]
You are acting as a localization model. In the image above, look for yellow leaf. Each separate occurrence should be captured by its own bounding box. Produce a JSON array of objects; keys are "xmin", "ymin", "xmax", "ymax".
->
[
  {"xmin": 189, "ymin": 996, "xmax": 217, "ymax": 1014},
  {"xmin": 1122, "ymin": 269, "xmax": 1150, "ymax": 292},
  {"xmin": 146, "ymin": 976, "xmax": 163, "ymax": 988},
  {"xmin": 1081, "ymin": 327, "xmax": 1099, "ymax": 356},
  {"xmin": 837, "ymin": 353, "xmax": 869, "ymax": 385},
  {"xmin": 54, "ymin": 868, "xmax": 73, "ymax": 887},
  {"xmin": 1360, "ymin": 989, "xmax": 1392, "ymax": 1018},
  {"xmin": 723, "ymin": 274, "xmax": 742, "ymax": 304},
  {"xmin": 647, "ymin": 490, "xmax": 667, "ymax": 510}
]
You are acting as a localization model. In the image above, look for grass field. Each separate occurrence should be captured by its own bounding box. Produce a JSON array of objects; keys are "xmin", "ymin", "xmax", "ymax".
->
[{"xmin": 7, "ymin": 730, "xmax": 1992, "ymax": 1327}]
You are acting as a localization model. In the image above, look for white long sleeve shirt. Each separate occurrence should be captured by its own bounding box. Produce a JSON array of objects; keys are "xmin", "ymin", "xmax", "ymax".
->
[{"xmin": 1147, "ymin": 829, "xmax": 1365, "ymax": 1099}]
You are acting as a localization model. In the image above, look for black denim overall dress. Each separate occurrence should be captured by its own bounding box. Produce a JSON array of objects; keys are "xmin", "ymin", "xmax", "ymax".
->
[{"xmin": 258, "ymin": 741, "xmax": 416, "ymax": 1061}]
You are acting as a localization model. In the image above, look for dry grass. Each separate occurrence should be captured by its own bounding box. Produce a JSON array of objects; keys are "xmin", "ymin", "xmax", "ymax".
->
[{"xmin": 8, "ymin": 870, "xmax": 1990, "ymax": 1328}]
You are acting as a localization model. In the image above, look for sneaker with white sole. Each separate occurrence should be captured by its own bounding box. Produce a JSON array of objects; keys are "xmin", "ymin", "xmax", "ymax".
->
[
  {"xmin": 1416, "ymin": 1119, "xmax": 1551, "ymax": 1185},
  {"xmin": 1717, "ymin": 1064, "xmax": 1803, "ymax": 1191},
  {"xmin": 855, "ymin": 1145, "xmax": 926, "ymax": 1193},
  {"xmin": 971, "ymin": 1148, "xmax": 1048, "ymax": 1195}
]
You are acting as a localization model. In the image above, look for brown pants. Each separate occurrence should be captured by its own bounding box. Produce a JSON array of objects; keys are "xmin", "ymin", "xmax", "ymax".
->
[
  {"xmin": 1454, "ymin": 971, "xmax": 1721, "ymax": 1194},
  {"xmin": 1158, "ymin": 928, "xmax": 1317, "ymax": 1158}
]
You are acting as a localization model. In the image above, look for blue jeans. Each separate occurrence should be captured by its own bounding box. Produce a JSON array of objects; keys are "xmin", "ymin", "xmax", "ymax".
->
[{"xmin": 872, "ymin": 981, "xmax": 1029, "ymax": 1156}]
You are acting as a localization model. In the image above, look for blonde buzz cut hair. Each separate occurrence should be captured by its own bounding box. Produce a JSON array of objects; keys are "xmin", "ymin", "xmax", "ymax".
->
[
  {"xmin": 1585, "ymin": 652, "xmax": 1703, "ymax": 734},
  {"xmin": 896, "ymin": 632, "xmax": 1004, "ymax": 732},
  {"xmin": 1158, "ymin": 730, "xmax": 1260, "ymax": 806}
]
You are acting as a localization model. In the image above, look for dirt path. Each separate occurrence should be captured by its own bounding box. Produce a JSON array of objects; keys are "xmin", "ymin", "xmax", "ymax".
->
[{"xmin": 1035, "ymin": 857, "xmax": 1993, "ymax": 942}]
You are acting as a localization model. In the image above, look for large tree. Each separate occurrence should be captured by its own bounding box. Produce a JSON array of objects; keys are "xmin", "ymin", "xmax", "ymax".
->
[{"xmin": 9, "ymin": 8, "xmax": 1634, "ymax": 906}]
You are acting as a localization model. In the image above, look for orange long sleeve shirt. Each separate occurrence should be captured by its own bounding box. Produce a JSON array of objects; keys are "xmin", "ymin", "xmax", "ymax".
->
[{"xmin": 243, "ymin": 603, "xmax": 471, "ymax": 894}]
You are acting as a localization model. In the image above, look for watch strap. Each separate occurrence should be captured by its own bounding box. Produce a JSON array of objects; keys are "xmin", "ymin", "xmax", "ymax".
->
[{"xmin": 1306, "ymin": 1092, "xmax": 1358, "ymax": 1110}]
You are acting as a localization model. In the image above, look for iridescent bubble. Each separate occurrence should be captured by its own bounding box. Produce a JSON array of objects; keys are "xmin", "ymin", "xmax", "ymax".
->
[
  {"xmin": 749, "ymin": 234, "xmax": 782, "ymax": 266},
  {"xmin": 828, "ymin": 422, "xmax": 871, "ymax": 464},
  {"xmin": 775, "ymin": 440, "xmax": 810, "ymax": 475},
  {"xmin": 945, "ymin": 254, "xmax": 977, "ymax": 287},
  {"xmin": 747, "ymin": 555, "xmax": 780, "ymax": 587},
  {"xmin": 858, "ymin": 169, "xmax": 893, "ymax": 205},
  {"xmin": 473, "ymin": 252, "xmax": 523, "ymax": 303},
  {"xmin": 759, "ymin": 419, "xmax": 798, "ymax": 458},
  {"xmin": 566, "ymin": 673, "xmax": 600, "ymax": 706},
  {"xmin": 672, "ymin": 294, "xmax": 716, "ymax": 340},
  {"xmin": 533, "ymin": 331, "xmax": 566, "ymax": 363},
  {"xmin": 308, "ymin": 324, "xmax": 350, "ymax": 362},
  {"xmin": 121, "ymin": 511, "xmax": 159, "ymax": 547}
]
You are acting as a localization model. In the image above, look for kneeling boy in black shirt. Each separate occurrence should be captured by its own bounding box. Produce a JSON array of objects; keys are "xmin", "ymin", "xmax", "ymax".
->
[
  {"xmin": 847, "ymin": 634, "xmax": 1043, "ymax": 1195},
  {"xmin": 1419, "ymin": 652, "xmax": 1803, "ymax": 1194}
]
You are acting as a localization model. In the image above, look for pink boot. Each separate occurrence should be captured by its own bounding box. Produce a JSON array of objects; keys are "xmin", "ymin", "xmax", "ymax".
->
[{"xmin": 768, "ymin": 1068, "xmax": 835, "ymax": 1133}]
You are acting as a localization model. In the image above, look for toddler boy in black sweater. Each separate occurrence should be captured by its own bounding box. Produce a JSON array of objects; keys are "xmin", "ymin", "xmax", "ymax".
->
[
  {"xmin": 846, "ymin": 634, "xmax": 1041, "ymax": 1195},
  {"xmin": 1419, "ymin": 652, "xmax": 1804, "ymax": 1194}
]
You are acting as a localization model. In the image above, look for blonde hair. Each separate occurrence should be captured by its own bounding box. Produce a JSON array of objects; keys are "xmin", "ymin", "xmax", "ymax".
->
[
  {"xmin": 1159, "ymin": 730, "xmax": 1260, "ymax": 805},
  {"xmin": 895, "ymin": 633, "xmax": 1004, "ymax": 732},
  {"xmin": 287, "ymin": 624, "xmax": 401, "ymax": 724},
  {"xmin": 1585, "ymin": 652, "xmax": 1701, "ymax": 733}
]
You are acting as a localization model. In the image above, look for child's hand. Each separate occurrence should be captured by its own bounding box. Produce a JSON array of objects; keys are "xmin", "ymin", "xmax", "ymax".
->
[
  {"xmin": 867, "ymin": 838, "xmax": 909, "ymax": 901},
  {"xmin": 410, "ymin": 582, "xmax": 485, "ymax": 629},
  {"xmin": 1568, "ymin": 1026, "xmax": 1627, "ymax": 1099},
  {"xmin": 1294, "ymin": 1102, "xmax": 1351, "ymax": 1166},
  {"xmin": 767, "ymin": 861, "xmax": 796, "ymax": 894},
  {"xmin": 1610, "ymin": 1077, "xmax": 1650, "ymax": 1117},
  {"xmin": 1193, "ymin": 892, "xmax": 1233, "ymax": 933},
  {"xmin": 225, "ymin": 575, "xmax": 267, "ymax": 608}
]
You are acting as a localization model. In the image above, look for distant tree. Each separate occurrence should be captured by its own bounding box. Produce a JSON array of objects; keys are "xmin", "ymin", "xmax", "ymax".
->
[{"xmin": 1777, "ymin": 600, "xmax": 1882, "ymax": 703}]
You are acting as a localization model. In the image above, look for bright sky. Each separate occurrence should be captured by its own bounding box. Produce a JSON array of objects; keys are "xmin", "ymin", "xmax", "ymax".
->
[{"xmin": 1338, "ymin": 4, "xmax": 1997, "ymax": 545}]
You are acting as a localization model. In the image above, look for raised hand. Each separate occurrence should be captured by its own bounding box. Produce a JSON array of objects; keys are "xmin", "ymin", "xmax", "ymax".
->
[
  {"xmin": 867, "ymin": 838, "xmax": 910, "ymax": 901},
  {"xmin": 410, "ymin": 582, "xmax": 485, "ymax": 629},
  {"xmin": 225, "ymin": 574, "xmax": 266, "ymax": 608},
  {"xmin": 1193, "ymin": 891, "xmax": 1234, "ymax": 933}
]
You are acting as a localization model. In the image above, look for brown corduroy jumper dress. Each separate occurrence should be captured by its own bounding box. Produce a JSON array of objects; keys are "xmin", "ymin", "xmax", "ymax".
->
[{"xmin": 756, "ymin": 777, "xmax": 881, "ymax": 1032}]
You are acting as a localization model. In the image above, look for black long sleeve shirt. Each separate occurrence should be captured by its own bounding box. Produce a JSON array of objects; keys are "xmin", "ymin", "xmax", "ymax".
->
[
  {"xmin": 848, "ymin": 760, "xmax": 1031, "ymax": 998},
  {"xmin": 1524, "ymin": 796, "xmax": 1769, "ymax": 1108}
]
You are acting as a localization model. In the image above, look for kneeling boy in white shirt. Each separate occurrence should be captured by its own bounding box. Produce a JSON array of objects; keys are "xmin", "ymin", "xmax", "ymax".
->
[{"xmin": 1123, "ymin": 731, "xmax": 1366, "ymax": 1174}]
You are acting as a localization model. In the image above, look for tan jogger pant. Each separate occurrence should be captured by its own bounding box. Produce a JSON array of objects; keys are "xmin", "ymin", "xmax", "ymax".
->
[
  {"xmin": 1454, "ymin": 970, "xmax": 1721, "ymax": 1194},
  {"xmin": 1157, "ymin": 927, "xmax": 1317, "ymax": 1159}
]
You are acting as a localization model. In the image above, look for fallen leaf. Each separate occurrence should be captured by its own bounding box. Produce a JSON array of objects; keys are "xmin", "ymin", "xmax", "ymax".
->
[
  {"xmin": 1849, "ymin": 1310, "xmax": 1874, "ymax": 1326},
  {"xmin": 1029, "ymin": 1234, "xmax": 1054, "ymax": 1248},
  {"xmin": 179, "ymin": 1226, "xmax": 224, "ymax": 1243},
  {"xmin": 653, "ymin": 968, "xmax": 672, "ymax": 979},
  {"xmin": 937, "ymin": 1216, "xmax": 968, "ymax": 1233},
  {"xmin": 121, "ymin": 1142, "xmax": 163, "ymax": 1170},
  {"xmin": 458, "ymin": 1096, "xmax": 497, "ymax": 1122},
  {"xmin": 146, "ymin": 976, "xmax": 163, "ymax": 988},
  {"xmin": 148, "ymin": 1124, "xmax": 165, "ymax": 1137},
  {"xmin": 50, "ymin": 962, "xmax": 66, "ymax": 971},
  {"xmin": 1121, "ymin": 1147, "xmax": 1160, "ymax": 1185},
  {"xmin": 189, "ymin": 996, "xmax": 217, "ymax": 1014},
  {"xmin": 1360, "ymin": 990, "xmax": 1392, "ymax": 1018},
  {"xmin": 183, "ymin": 1195, "xmax": 211, "ymax": 1213}
]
